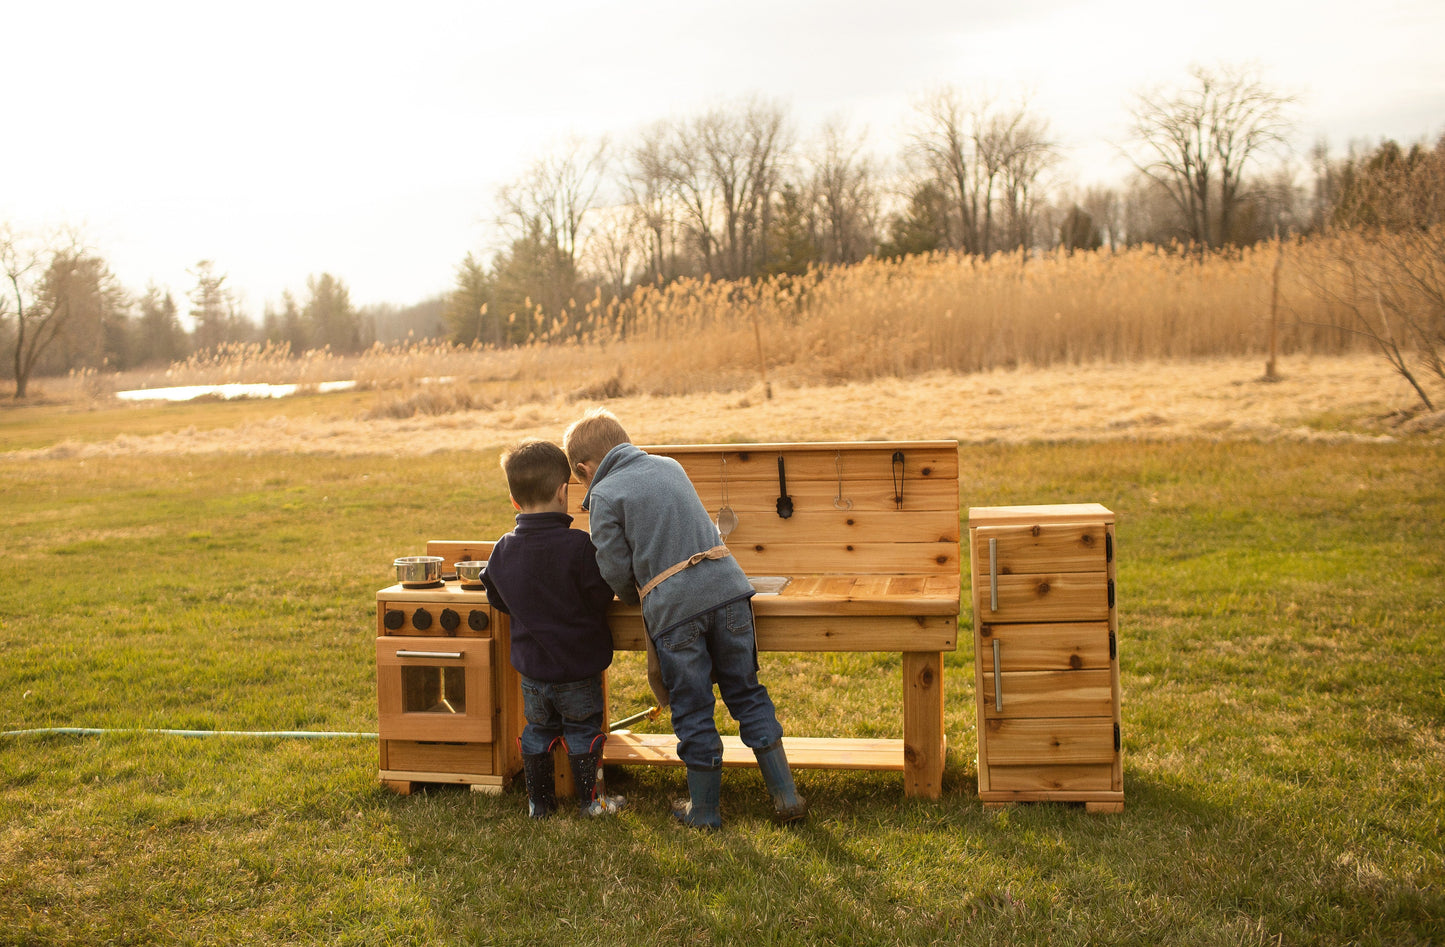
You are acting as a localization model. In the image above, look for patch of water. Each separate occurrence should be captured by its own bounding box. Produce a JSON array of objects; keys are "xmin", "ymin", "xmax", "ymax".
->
[{"xmin": 115, "ymin": 380, "xmax": 358, "ymax": 402}]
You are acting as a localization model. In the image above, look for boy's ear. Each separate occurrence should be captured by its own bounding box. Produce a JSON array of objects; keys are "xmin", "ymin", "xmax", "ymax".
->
[
  {"xmin": 508, "ymin": 494, "xmax": 521, "ymax": 511},
  {"xmin": 554, "ymin": 481, "xmax": 568, "ymax": 505}
]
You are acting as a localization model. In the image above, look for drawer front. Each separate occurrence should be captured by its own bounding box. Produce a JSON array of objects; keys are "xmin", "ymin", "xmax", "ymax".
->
[
  {"xmin": 981, "ymin": 669, "xmax": 1114, "ymax": 718},
  {"xmin": 382, "ymin": 740, "xmax": 494, "ymax": 776},
  {"xmin": 979, "ymin": 572, "xmax": 1110, "ymax": 623},
  {"xmin": 983, "ymin": 717, "xmax": 1116, "ymax": 765},
  {"xmin": 985, "ymin": 762, "xmax": 1115, "ymax": 793},
  {"xmin": 972, "ymin": 523, "xmax": 1109, "ymax": 578},
  {"xmin": 980, "ymin": 621, "xmax": 1113, "ymax": 672}
]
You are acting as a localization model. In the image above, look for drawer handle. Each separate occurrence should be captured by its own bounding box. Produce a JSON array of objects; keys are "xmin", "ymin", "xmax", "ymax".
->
[
  {"xmin": 992, "ymin": 639, "xmax": 1002, "ymax": 712},
  {"xmin": 988, "ymin": 537, "xmax": 998, "ymax": 612},
  {"xmin": 395, "ymin": 650, "xmax": 463, "ymax": 660}
]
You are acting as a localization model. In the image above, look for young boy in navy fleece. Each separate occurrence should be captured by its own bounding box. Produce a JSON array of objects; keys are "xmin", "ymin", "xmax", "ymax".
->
[
  {"xmin": 481, "ymin": 438, "xmax": 623, "ymax": 818},
  {"xmin": 564, "ymin": 408, "xmax": 805, "ymax": 830}
]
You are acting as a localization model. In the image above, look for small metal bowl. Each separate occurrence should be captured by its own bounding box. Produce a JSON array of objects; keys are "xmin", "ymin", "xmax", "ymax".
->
[
  {"xmin": 455, "ymin": 561, "xmax": 486, "ymax": 584},
  {"xmin": 394, "ymin": 555, "xmax": 445, "ymax": 585}
]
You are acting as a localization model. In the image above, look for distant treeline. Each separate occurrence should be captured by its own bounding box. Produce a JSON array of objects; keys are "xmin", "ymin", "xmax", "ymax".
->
[{"xmin": 2, "ymin": 65, "xmax": 1441, "ymax": 398}]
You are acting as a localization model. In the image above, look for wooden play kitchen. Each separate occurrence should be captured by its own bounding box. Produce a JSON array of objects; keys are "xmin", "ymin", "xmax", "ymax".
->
[
  {"xmin": 373, "ymin": 443, "xmax": 1123, "ymax": 810},
  {"xmin": 967, "ymin": 504, "xmax": 1124, "ymax": 812},
  {"xmin": 374, "ymin": 543, "xmax": 519, "ymax": 794}
]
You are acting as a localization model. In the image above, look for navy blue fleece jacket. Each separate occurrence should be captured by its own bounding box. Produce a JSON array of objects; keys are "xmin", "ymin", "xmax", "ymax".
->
[{"xmin": 481, "ymin": 512, "xmax": 615, "ymax": 683}]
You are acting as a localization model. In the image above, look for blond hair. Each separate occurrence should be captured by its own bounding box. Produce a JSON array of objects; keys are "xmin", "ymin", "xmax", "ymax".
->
[{"xmin": 563, "ymin": 407, "xmax": 630, "ymax": 477}]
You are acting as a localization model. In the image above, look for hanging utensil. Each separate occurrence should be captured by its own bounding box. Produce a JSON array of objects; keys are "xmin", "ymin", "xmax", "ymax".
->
[
  {"xmin": 775, "ymin": 455, "xmax": 794, "ymax": 519},
  {"xmin": 892, "ymin": 450, "xmax": 905, "ymax": 510},
  {"xmin": 833, "ymin": 450, "xmax": 853, "ymax": 511},
  {"xmin": 716, "ymin": 454, "xmax": 739, "ymax": 540}
]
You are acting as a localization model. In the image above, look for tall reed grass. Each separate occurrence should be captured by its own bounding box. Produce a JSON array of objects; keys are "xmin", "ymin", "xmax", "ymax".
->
[{"xmin": 71, "ymin": 241, "xmax": 1381, "ymax": 408}]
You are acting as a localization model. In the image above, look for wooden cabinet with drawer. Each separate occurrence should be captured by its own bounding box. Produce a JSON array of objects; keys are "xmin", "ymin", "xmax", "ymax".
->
[{"xmin": 968, "ymin": 504, "xmax": 1123, "ymax": 812}]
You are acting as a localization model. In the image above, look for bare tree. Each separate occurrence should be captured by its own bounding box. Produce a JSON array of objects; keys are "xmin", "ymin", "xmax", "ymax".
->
[
  {"xmin": 995, "ymin": 109, "xmax": 1058, "ymax": 252},
  {"xmin": 622, "ymin": 123, "xmax": 685, "ymax": 284},
  {"xmin": 498, "ymin": 137, "xmax": 609, "ymax": 272},
  {"xmin": 809, "ymin": 119, "xmax": 880, "ymax": 264},
  {"xmin": 909, "ymin": 90, "xmax": 1054, "ymax": 256},
  {"xmin": 1128, "ymin": 64, "xmax": 1293, "ymax": 249},
  {"xmin": 2, "ymin": 228, "xmax": 88, "ymax": 398},
  {"xmin": 910, "ymin": 87, "xmax": 973, "ymax": 251},
  {"xmin": 669, "ymin": 100, "xmax": 791, "ymax": 280},
  {"xmin": 1309, "ymin": 137, "xmax": 1445, "ymax": 410},
  {"xmin": 494, "ymin": 138, "xmax": 609, "ymax": 330}
]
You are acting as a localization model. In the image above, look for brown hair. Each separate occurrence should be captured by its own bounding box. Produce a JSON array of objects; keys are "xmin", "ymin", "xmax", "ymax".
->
[
  {"xmin": 563, "ymin": 407, "xmax": 630, "ymax": 476},
  {"xmin": 500, "ymin": 439, "xmax": 572, "ymax": 507}
]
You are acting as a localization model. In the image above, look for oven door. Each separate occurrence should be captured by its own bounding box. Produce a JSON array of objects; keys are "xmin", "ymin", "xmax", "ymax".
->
[{"xmin": 376, "ymin": 636, "xmax": 494, "ymax": 743}]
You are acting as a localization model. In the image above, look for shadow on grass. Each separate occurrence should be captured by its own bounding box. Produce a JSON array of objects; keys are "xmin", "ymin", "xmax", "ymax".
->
[{"xmin": 380, "ymin": 762, "xmax": 1441, "ymax": 947}]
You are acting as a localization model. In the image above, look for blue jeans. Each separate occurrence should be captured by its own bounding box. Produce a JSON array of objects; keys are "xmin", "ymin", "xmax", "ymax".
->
[
  {"xmin": 652, "ymin": 598, "xmax": 784, "ymax": 770},
  {"xmin": 519, "ymin": 674, "xmax": 607, "ymax": 756}
]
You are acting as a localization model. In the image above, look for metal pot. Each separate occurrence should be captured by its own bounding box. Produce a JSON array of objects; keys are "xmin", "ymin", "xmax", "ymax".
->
[
  {"xmin": 455, "ymin": 561, "xmax": 486, "ymax": 584},
  {"xmin": 394, "ymin": 556, "xmax": 444, "ymax": 584}
]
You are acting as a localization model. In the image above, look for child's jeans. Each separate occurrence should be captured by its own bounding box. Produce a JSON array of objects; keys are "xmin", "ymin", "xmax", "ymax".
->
[
  {"xmin": 652, "ymin": 598, "xmax": 785, "ymax": 770},
  {"xmin": 519, "ymin": 674, "xmax": 607, "ymax": 756}
]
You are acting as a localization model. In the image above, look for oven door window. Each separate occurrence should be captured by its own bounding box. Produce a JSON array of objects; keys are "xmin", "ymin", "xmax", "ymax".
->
[{"xmin": 402, "ymin": 665, "xmax": 467, "ymax": 714}]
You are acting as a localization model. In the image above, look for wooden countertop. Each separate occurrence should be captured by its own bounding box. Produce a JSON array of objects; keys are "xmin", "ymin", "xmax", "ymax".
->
[{"xmin": 380, "ymin": 575, "xmax": 959, "ymax": 617}]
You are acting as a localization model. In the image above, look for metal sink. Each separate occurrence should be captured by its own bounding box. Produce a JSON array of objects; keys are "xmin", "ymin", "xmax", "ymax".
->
[{"xmin": 747, "ymin": 576, "xmax": 791, "ymax": 595}]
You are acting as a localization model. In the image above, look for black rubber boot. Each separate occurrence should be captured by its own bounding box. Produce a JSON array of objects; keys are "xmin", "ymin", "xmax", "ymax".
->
[
  {"xmin": 521, "ymin": 752, "xmax": 557, "ymax": 820},
  {"xmin": 755, "ymin": 741, "xmax": 807, "ymax": 824},
  {"xmin": 569, "ymin": 746, "xmax": 625, "ymax": 816}
]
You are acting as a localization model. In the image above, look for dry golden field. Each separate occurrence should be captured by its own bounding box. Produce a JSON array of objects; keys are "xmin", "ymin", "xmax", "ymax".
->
[
  {"xmin": 18, "ymin": 241, "xmax": 1444, "ymax": 456},
  {"xmin": 22, "ymin": 352, "xmax": 1441, "ymax": 459}
]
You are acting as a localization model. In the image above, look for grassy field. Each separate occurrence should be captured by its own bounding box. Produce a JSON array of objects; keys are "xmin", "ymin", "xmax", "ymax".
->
[{"xmin": 2, "ymin": 390, "xmax": 1442, "ymax": 946}]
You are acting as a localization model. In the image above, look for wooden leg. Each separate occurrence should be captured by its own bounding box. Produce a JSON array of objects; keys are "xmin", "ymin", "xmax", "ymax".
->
[
  {"xmin": 552, "ymin": 741, "xmax": 577, "ymax": 799},
  {"xmin": 902, "ymin": 651, "xmax": 945, "ymax": 799},
  {"xmin": 380, "ymin": 778, "xmax": 415, "ymax": 795},
  {"xmin": 1085, "ymin": 801, "xmax": 1124, "ymax": 814}
]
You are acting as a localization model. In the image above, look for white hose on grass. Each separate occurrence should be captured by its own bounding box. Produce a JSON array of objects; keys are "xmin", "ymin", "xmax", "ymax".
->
[{"xmin": 1, "ymin": 727, "xmax": 377, "ymax": 739}]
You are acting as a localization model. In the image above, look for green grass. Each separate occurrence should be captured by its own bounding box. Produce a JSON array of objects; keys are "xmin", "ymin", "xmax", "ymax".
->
[{"xmin": 2, "ymin": 436, "xmax": 1442, "ymax": 945}]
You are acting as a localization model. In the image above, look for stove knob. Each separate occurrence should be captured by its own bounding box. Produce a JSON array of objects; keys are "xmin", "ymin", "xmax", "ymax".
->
[
  {"xmin": 383, "ymin": 609, "xmax": 404, "ymax": 631},
  {"xmin": 468, "ymin": 610, "xmax": 490, "ymax": 632},
  {"xmin": 411, "ymin": 608, "xmax": 432, "ymax": 631},
  {"xmin": 440, "ymin": 608, "xmax": 460, "ymax": 634}
]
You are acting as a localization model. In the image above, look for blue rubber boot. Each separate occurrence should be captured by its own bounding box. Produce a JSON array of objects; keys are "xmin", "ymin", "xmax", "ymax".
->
[
  {"xmin": 755, "ymin": 741, "xmax": 807, "ymax": 824},
  {"xmin": 671, "ymin": 766, "xmax": 722, "ymax": 830}
]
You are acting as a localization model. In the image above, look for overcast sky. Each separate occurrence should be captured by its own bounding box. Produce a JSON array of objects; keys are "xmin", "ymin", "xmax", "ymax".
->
[{"xmin": 2, "ymin": 0, "xmax": 1442, "ymax": 312}]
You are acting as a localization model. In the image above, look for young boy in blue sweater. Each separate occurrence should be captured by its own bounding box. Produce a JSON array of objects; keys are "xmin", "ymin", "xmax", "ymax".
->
[
  {"xmin": 481, "ymin": 438, "xmax": 623, "ymax": 818},
  {"xmin": 563, "ymin": 408, "xmax": 805, "ymax": 830}
]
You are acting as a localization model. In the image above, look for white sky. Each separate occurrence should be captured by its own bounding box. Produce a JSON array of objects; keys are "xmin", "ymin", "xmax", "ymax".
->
[{"xmin": 2, "ymin": 0, "xmax": 1442, "ymax": 312}]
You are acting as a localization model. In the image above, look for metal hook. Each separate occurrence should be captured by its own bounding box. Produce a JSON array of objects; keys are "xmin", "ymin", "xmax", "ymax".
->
[{"xmin": 833, "ymin": 451, "xmax": 853, "ymax": 511}]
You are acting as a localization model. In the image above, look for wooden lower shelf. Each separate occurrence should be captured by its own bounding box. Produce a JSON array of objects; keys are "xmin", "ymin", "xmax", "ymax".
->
[
  {"xmin": 380, "ymin": 769, "xmax": 506, "ymax": 794},
  {"xmin": 602, "ymin": 732, "xmax": 908, "ymax": 771}
]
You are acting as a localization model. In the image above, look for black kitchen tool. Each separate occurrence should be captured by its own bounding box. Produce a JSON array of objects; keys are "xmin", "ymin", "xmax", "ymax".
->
[
  {"xmin": 892, "ymin": 450, "xmax": 905, "ymax": 509},
  {"xmin": 775, "ymin": 455, "xmax": 794, "ymax": 519}
]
